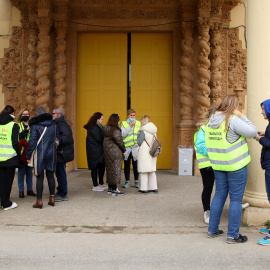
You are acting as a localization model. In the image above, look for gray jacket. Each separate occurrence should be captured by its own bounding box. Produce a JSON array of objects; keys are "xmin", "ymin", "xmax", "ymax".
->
[{"xmin": 208, "ymin": 112, "xmax": 257, "ymax": 143}]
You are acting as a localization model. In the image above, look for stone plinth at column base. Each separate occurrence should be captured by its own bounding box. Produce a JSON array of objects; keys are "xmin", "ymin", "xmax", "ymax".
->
[
  {"xmin": 242, "ymin": 207, "xmax": 270, "ymax": 226},
  {"xmin": 66, "ymin": 161, "xmax": 75, "ymax": 173},
  {"xmin": 194, "ymin": 160, "xmax": 200, "ymax": 176}
]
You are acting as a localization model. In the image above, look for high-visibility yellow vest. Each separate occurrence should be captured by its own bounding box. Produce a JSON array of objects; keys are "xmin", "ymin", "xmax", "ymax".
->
[
  {"xmin": 19, "ymin": 122, "xmax": 30, "ymax": 141},
  {"xmin": 0, "ymin": 122, "xmax": 17, "ymax": 161},
  {"xmin": 19, "ymin": 122, "xmax": 30, "ymax": 154},
  {"xmin": 194, "ymin": 125, "xmax": 211, "ymax": 169},
  {"xmin": 121, "ymin": 120, "xmax": 141, "ymax": 148},
  {"xmin": 205, "ymin": 119, "xmax": 251, "ymax": 171}
]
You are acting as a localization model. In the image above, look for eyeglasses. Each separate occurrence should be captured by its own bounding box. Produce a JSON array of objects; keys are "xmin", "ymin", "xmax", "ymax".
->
[{"xmin": 52, "ymin": 113, "xmax": 58, "ymax": 115}]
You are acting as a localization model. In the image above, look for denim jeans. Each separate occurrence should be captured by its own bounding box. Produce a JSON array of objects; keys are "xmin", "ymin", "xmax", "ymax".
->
[
  {"xmin": 55, "ymin": 163, "xmax": 67, "ymax": 197},
  {"xmin": 208, "ymin": 166, "xmax": 248, "ymax": 238},
  {"xmin": 264, "ymin": 168, "xmax": 270, "ymax": 203},
  {"xmin": 17, "ymin": 163, "xmax": 33, "ymax": 192}
]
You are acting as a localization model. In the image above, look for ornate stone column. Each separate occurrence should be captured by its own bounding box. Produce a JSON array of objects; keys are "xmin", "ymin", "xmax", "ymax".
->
[
  {"xmin": 210, "ymin": 22, "xmax": 222, "ymax": 106},
  {"xmin": 242, "ymin": 0, "xmax": 270, "ymax": 225},
  {"xmin": 178, "ymin": 22, "xmax": 195, "ymax": 147},
  {"xmin": 25, "ymin": 22, "xmax": 38, "ymax": 114},
  {"xmin": 24, "ymin": 0, "xmax": 38, "ymax": 114},
  {"xmin": 36, "ymin": 17, "xmax": 52, "ymax": 110},
  {"xmin": 53, "ymin": 21, "xmax": 68, "ymax": 109},
  {"xmin": 196, "ymin": 17, "xmax": 212, "ymax": 125}
]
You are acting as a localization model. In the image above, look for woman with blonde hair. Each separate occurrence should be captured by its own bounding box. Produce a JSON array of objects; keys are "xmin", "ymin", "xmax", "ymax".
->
[
  {"xmin": 137, "ymin": 115, "xmax": 158, "ymax": 194},
  {"xmin": 205, "ymin": 94, "xmax": 257, "ymax": 244},
  {"xmin": 16, "ymin": 108, "xmax": 36, "ymax": 198}
]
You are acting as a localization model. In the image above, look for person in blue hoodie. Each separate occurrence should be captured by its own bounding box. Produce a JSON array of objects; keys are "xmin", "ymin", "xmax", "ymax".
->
[{"xmin": 255, "ymin": 99, "xmax": 270, "ymax": 246}]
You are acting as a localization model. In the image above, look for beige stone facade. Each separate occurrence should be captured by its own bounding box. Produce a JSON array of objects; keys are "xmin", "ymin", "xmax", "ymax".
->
[
  {"xmin": 0, "ymin": 0, "xmax": 247, "ymax": 169},
  {"xmin": 1, "ymin": 0, "xmax": 269, "ymax": 225}
]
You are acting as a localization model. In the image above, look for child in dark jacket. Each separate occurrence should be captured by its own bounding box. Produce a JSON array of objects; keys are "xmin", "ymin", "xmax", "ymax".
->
[{"xmin": 255, "ymin": 99, "xmax": 270, "ymax": 246}]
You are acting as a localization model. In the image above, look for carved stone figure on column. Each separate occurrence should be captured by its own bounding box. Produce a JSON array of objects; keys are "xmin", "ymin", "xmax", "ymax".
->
[{"xmin": 0, "ymin": 26, "xmax": 23, "ymax": 111}]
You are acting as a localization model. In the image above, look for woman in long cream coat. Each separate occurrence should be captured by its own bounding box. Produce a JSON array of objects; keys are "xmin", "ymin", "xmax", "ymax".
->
[{"xmin": 137, "ymin": 115, "xmax": 158, "ymax": 194}]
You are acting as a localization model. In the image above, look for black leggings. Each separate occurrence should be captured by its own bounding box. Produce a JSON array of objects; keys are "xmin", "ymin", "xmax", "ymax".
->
[
  {"xmin": 36, "ymin": 170, "xmax": 55, "ymax": 199},
  {"xmin": 124, "ymin": 152, "xmax": 139, "ymax": 181},
  {"xmin": 108, "ymin": 184, "xmax": 117, "ymax": 191},
  {"xmin": 91, "ymin": 163, "xmax": 105, "ymax": 187},
  {"xmin": 200, "ymin": 167, "xmax": 215, "ymax": 212}
]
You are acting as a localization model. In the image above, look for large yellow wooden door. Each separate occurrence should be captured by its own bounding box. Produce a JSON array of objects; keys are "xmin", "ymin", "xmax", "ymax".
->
[
  {"xmin": 77, "ymin": 33, "xmax": 127, "ymax": 168},
  {"xmin": 131, "ymin": 33, "xmax": 172, "ymax": 169}
]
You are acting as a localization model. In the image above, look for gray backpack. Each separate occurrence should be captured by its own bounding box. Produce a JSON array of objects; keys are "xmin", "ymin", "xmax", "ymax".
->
[{"xmin": 145, "ymin": 135, "xmax": 162, "ymax": 157}]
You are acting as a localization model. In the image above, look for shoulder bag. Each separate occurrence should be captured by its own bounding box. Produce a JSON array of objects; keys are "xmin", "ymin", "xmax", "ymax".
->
[{"xmin": 145, "ymin": 135, "xmax": 162, "ymax": 157}]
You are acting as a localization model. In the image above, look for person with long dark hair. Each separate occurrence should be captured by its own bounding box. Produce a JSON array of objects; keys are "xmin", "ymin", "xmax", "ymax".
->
[
  {"xmin": 103, "ymin": 114, "xmax": 125, "ymax": 196},
  {"xmin": 0, "ymin": 105, "xmax": 20, "ymax": 210},
  {"xmin": 84, "ymin": 112, "xmax": 106, "ymax": 191}
]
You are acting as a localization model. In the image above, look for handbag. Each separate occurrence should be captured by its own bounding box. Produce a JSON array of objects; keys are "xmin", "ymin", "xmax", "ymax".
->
[
  {"xmin": 145, "ymin": 135, "xmax": 162, "ymax": 157},
  {"xmin": 28, "ymin": 127, "xmax": 47, "ymax": 169}
]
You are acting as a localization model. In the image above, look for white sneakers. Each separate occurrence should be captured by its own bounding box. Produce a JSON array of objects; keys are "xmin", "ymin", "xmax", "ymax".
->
[
  {"xmin": 204, "ymin": 210, "xmax": 210, "ymax": 224},
  {"xmin": 92, "ymin": 185, "xmax": 106, "ymax": 192},
  {"xmin": 3, "ymin": 202, "xmax": 18, "ymax": 211},
  {"xmin": 241, "ymin": 203, "xmax": 249, "ymax": 209}
]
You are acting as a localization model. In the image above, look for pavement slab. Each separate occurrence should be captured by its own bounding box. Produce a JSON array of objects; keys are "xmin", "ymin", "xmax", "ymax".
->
[{"xmin": 0, "ymin": 170, "xmax": 268, "ymax": 269}]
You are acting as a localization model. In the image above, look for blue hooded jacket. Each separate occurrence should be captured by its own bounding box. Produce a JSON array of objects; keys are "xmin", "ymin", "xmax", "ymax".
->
[{"xmin": 259, "ymin": 99, "xmax": 270, "ymax": 169}]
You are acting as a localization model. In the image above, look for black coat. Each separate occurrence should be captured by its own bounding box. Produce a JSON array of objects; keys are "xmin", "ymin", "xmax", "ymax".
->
[
  {"xmin": 260, "ymin": 121, "xmax": 270, "ymax": 170},
  {"xmin": 0, "ymin": 114, "xmax": 20, "ymax": 167},
  {"xmin": 26, "ymin": 113, "xmax": 57, "ymax": 175},
  {"xmin": 84, "ymin": 123, "xmax": 104, "ymax": 170},
  {"xmin": 54, "ymin": 116, "xmax": 74, "ymax": 164}
]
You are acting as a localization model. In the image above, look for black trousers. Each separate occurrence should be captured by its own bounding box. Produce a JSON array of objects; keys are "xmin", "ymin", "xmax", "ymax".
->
[
  {"xmin": 124, "ymin": 152, "xmax": 139, "ymax": 181},
  {"xmin": 36, "ymin": 170, "xmax": 55, "ymax": 199},
  {"xmin": 0, "ymin": 166, "xmax": 16, "ymax": 208},
  {"xmin": 200, "ymin": 166, "xmax": 215, "ymax": 212},
  {"xmin": 108, "ymin": 184, "xmax": 117, "ymax": 190},
  {"xmin": 91, "ymin": 163, "xmax": 105, "ymax": 187}
]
